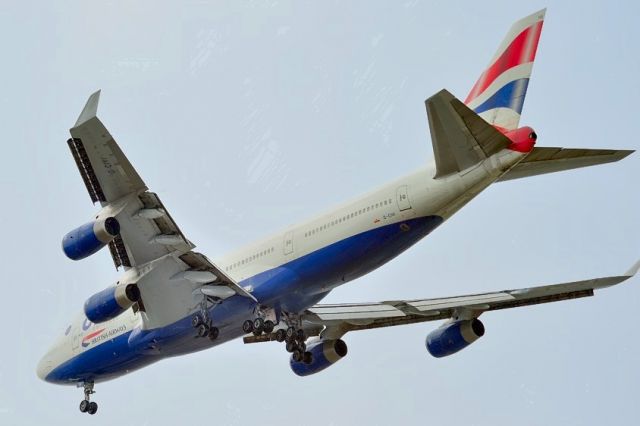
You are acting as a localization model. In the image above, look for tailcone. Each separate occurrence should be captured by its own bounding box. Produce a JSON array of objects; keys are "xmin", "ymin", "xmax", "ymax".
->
[{"xmin": 504, "ymin": 126, "xmax": 537, "ymax": 153}]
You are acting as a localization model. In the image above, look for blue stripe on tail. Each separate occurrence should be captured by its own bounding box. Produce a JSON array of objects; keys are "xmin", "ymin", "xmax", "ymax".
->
[{"xmin": 473, "ymin": 78, "xmax": 530, "ymax": 115}]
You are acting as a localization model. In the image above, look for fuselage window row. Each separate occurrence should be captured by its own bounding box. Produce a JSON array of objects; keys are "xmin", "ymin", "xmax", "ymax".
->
[
  {"xmin": 304, "ymin": 198, "xmax": 393, "ymax": 238},
  {"xmin": 226, "ymin": 247, "xmax": 275, "ymax": 271}
]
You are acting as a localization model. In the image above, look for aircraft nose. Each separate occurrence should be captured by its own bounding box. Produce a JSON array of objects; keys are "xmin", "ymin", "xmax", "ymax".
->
[{"xmin": 36, "ymin": 355, "xmax": 53, "ymax": 382}]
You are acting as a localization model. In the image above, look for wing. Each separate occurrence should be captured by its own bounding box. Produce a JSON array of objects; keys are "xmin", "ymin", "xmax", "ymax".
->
[
  {"xmin": 497, "ymin": 147, "xmax": 634, "ymax": 182},
  {"xmin": 245, "ymin": 260, "xmax": 638, "ymax": 342},
  {"xmin": 68, "ymin": 91, "xmax": 255, "ymax": 329}
]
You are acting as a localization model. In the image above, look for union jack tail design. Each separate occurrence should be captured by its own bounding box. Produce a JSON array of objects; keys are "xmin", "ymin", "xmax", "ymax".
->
[{"xmin": 465, "ymin": 9, "xmax": 545, "ymax": 131}]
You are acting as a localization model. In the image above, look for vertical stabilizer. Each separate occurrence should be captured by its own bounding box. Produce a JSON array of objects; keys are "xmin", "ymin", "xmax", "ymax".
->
[{"xmin": 464, "ymin": 9, "xmax": 545, "ymax": 131}]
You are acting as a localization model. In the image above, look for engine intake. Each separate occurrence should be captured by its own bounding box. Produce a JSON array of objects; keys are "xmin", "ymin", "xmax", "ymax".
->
[
  {"xmin": 62, "ymin": 217, "xmax": 120, "ymax": 260},
  {"xmin": 426, "ymin": 319, "xmax": 485, "ymax": 358},
  {"xmin": 290, "ymin": 339, "xmax": 348, "ymax": 376},
  {"xmin": 84, "ymin": 284, "xmax": 140, "ymax": 324}
]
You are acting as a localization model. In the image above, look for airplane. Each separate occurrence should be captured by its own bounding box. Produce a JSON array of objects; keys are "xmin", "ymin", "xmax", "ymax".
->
[{"xmin": 37, "ymin": 9, "xmax": 638, "ymax": 415}]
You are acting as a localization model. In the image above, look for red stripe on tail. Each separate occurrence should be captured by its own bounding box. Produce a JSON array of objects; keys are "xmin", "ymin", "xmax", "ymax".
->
[{"xmin": 465, "ymin": 21, "xmax": 543, "ymax": 104}]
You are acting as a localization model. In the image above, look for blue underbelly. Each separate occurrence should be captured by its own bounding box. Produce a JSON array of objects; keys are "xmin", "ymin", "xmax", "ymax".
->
[
  {"xmin": 46, "ymin": 215, "xmax": 442, "ymax": 384},
  {"xmin": 248, "ymin": 215, "xmax": 443, "ymax": 311}
]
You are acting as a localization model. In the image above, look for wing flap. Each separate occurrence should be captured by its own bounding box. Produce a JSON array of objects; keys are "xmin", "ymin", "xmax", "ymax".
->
[
  {"xmin": 498, "ymin": 147, "xmax": 634, "ymax": 181},
  {"xmin": 179, "ymin": 252, "xmax": 257, "ymax": 302},
  {"xmin": 298, "ymin": 262, "xmax": 637, "ymax": 336}
]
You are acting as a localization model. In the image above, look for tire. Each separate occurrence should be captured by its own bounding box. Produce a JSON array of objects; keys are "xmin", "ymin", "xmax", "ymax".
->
[
  {"xmin": 79, "ymin": 400, "xmax": 89, "ymax": 413},
  {"xmin": 285, "ymin": 341, "xmax": 296, "ymax": 353},
  {"xmin": 263, "ymin": 320, "xmax": 275, "ymax": 334},
  {"xmin": 297, "ymin": 341, "xmax": 306, "ymax": 353},
  {"xmin": 197, "ymin": 324, "xmax": 209, "ymax": 337},
  {"xmin": 296, "ymin": 329, "xmax": 306, "ymax": 342},
  {"xmin": 87, "ymin": 402, "xmax": 98, "ymax": 415},
  {"xmin": 275, "ymin": 329, "xmax": 286, "ymax": 342},
  {"xmin": 285, "ymin": 327, "xmax": 296, "ymax": 342},
  {"xmin": 253, "ymin": 317, "xmax": 264, "ymax": 332},
  {"xmin": 242, "ymin": 319, "xmax": 254, "ymax": 333},
  {"xmin": 292, "ymin": 349, "xmax": 303, "ymax": 362},
  {"xmin": 191, "ymin": 314, "xmax": 202, "ymax": 328},
  {"xmin": 208, "ymin": 327, "xmax": 219, "ymax": 340}
]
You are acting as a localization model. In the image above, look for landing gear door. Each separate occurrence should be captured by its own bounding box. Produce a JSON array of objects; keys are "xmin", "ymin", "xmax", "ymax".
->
[
  {"xmin": 396, "ymin": 185, "xmax": 412, "ymax": 211},
  {"xmin": 283, "ymin": 231, "xmax": 294, "ymax": 256}
]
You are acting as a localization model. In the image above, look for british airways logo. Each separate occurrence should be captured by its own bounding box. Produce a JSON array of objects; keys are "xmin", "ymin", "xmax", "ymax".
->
[
  {"xmin": 80, "ymin": 324, "xmax": 128, "ymax": 348},
  {"xmin": 81, "ymin": 328, "xmax": 106, "ymax": 347}
]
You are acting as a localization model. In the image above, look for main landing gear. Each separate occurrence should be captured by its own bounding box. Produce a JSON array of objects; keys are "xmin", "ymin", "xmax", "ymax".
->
[
  {"xmin": 244, "ymin": 318, "xmax": 313, "ymax": 365},
  {"xmin": 283, "ymin": 327, "xmax": 312, "ymax": 364},
  {"xmin": 78, "ymin": 382, "xmax": 98, "ymax": 415},
  {"xmin": 242, "ymin": 318, "xmax": 275, "ymax": 336},
  {"xmin": 192, "ymin": 296, "xmax": 219, "ymax": 341},
  {"xmin": 192, "ymin": 313, "xmax": 219, "ymax": 341}
]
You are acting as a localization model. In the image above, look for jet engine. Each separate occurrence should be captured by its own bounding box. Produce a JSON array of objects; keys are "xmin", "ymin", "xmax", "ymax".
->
[
  {"xmin": 426, "ymin": 319, "xmax": 485, "ymax": 358},
  {"xmin": 290, "ymin": 339, "xmax": 348, "ymax": 376},
  {"xmin": 62, "ymin": 217, "xmax": 120, "ymax": 260},
  {"xmin": 84, "ymin": 284, "xmax": 140, "ymax": 324}
]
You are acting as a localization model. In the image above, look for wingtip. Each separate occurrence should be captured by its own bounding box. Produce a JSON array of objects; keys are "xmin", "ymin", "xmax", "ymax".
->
[
  {"xmin": 624, "ymin": 259, "xmax": 640, "ymax": 277},
  {"xmin": 73, "ymin": 90, "xmax": 101, "ymax": 128}
]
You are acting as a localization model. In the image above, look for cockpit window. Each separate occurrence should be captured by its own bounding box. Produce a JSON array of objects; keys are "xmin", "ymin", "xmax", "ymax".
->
[{"xmin": 64, "ymin": 325, "xmax": 72, "ymax": 336}]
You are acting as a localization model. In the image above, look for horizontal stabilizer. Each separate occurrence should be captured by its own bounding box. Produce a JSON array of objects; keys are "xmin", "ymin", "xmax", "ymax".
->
[
  {"xmin": 498, "ymin": 147, "xmax": 634, "ymax": 182},
  {"xmin": 426, "ymin": 89, "xmax": 512, "ymax": 178}
]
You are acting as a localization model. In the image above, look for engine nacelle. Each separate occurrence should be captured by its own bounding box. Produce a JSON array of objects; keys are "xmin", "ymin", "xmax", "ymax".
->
[
  {"xmin": 290, "ymin": 339, "xmax": 348, "ymax": 377},
  {"xmin": 84, "ymin": 284, "xmax": 141, "ymax": 324},
  {"xmin": 426, "ymin": 319, "xmax": 485, "ymax": 358},
  {"xmin": 62, "ymin": 217, "xmax": 120, "ymax": 260}
]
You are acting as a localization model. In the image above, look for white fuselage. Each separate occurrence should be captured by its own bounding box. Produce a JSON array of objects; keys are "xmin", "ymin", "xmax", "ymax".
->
[{"xmin": 37, "ymin": 148, "xmax": 525, "ymax": 384}]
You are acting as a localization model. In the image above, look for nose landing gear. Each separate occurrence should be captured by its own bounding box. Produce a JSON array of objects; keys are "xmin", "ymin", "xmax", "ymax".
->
[{"xmin": 78, "ymin": 382, "xmax": 98, "ymax": 415}]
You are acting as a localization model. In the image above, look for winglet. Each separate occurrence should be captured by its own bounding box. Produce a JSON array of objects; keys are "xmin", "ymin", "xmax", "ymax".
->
[
  {"xmin": 74, "ymin": 90, "xmax": 101, "ymax": 128},
  {"xmin": 624, "ymin": 259, "xmax": 640, "ymax": 277}
]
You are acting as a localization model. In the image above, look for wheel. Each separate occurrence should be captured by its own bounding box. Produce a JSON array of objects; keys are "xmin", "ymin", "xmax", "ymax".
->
[
  {"xmin": 263, "ymin": 320, "xmax": 275, "ymax": 334},
  {"xmin": 285, "ymin": 326, "xmax": 296, "ymax": 342},
  {"xmin": 191, "ymin": 314, "xmax": 203, "ymax": 328},
  {"xmin": 285, "ymin": 341, "xmax": 296, "ymax": 353},
  {"xmin": 296, "ymin": 329, "xmax": 306, "ymax": 342},
  {"xmin": 292, "ymin": 349, "xmax": 303, "ymax": 362},
  {"xmin": 297, "ymin": 341, "xmax": 306, "ymax": 353},
  {"xmin": 79, "ymin": 400, "xmax": 89, "ymax": 413},
  {"xmin": 208, "ymin": 327, "xmax": 219, "ymax": 340},
  {"xmin": 275, "ymin": 329, "xmax": 286, "ymax": 342},
  {"xmin": 197, "ymin": 324, "xmax": 209, "ymax": 337},
  {"xmin": 303, "ymin": 351, "xmax": 313, "ymax": 364},
  {"xmin": 253, "ymin": 317, "xmax": 264, "ymax": 332},
  {"xmin": 87, "ymin": 402, "xmax": 98, "ymax": 415},
  {"xmin": 242, "ymin": 319, "xmax": 254, "ymax": 333}
]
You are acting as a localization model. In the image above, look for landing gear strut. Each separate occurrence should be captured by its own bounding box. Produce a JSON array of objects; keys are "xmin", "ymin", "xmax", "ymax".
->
[
  {"xmin": 192, "ymin": 296, "xmax": 219, "ymax": 341},
  {"xmin": 78, "ymin": 382, "xmax": 98, "ymax": 415}
]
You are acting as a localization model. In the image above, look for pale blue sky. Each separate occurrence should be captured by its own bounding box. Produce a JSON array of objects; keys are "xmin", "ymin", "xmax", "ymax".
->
[{"xmin": 1, "ymin": 1, "xmax": 638, "ymax": 425}]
